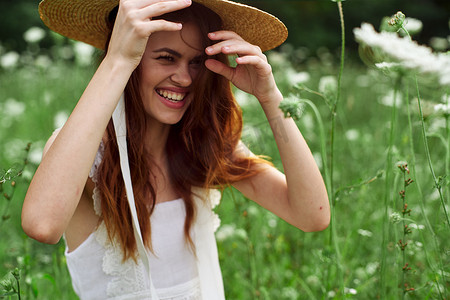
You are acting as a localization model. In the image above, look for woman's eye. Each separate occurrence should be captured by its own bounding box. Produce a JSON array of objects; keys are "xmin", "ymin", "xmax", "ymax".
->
[
  {"xmin": 157, "ymin": 55, "xmax": 174, "ymax": 62},
  {"xmin": 190, "ymin": 57, "xmax": 204, "ymax": 66}
]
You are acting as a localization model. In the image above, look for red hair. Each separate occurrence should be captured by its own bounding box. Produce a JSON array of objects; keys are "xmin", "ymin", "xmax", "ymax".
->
[{"xmin": 96, "ymin": 3, "xmax": 271, "ymax": 261}]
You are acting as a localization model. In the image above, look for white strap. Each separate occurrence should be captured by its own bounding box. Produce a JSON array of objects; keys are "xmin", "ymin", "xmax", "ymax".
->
[{"xmin": 112, "ymin": 93, "xmax": 159, "ymax": 299}]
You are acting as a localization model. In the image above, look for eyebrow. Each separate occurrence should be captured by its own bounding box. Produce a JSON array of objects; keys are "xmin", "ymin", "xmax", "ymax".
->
[{"xmin": 153, "ymin": 48, "xmax": 182, "ymax": 58}]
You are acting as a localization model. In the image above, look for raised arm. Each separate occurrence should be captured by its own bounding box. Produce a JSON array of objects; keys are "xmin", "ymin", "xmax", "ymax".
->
[
  {"xmin": 204, "ymin": 30, "xmax": 330, "ymax": 231},
  {"xmin": 22, "ymin": 0, "xmax": 192, "ymax": 243}
]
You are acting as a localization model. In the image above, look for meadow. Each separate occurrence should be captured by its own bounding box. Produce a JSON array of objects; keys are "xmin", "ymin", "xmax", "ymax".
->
[{"xmin": 1, "ymin": 5, "xmax": 449, "ymax": 300}]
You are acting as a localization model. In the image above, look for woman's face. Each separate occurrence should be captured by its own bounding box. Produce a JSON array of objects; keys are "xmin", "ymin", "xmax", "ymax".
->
[{"xmin": 139, "ymin": 22, "xmax": 204, "ymax": 126}]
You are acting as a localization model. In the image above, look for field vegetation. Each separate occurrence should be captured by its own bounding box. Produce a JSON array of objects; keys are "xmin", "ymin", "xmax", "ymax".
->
[{"xmin": 1, "ymin": 2, "xmax": 449, "ymax": 299}]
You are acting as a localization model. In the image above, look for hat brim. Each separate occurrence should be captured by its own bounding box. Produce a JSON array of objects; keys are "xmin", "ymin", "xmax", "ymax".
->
[{"xmin": 39, "ymin": 0, "xmax": 287, "ymax": 52}]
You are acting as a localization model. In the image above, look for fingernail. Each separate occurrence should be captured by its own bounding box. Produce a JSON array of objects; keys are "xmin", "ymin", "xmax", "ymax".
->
[
  {"xmin": 184, "ymin": 0, "xmax": 191, "ymax": 4},
  {"xmin": 205, "ymin": 47, "xmax": 212, "ymax": 53},
  {"xmin": 208, "ymin": 32, "xmax": 215, "ymax": 38}
]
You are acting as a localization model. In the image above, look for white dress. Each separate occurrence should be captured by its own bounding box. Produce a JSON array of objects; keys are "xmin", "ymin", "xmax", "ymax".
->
[{"xmin": 64, "ymin": 142, "xmax": 225, "ymax": 300}]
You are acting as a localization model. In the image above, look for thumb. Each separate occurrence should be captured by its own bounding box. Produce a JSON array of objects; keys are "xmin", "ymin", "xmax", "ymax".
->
[{"xmin": 205, "ymin": 59, "xmax": 234, "ymax": 81}]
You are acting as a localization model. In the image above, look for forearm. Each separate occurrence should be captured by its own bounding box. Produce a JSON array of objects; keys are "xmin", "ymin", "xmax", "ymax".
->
[
  {"xmin": 22, "ymin": 58, "xmax": 134, "ymax": 242},
  {"xmin": 259, "ymin": 89, "xmax": 330, "ymax": 231}
]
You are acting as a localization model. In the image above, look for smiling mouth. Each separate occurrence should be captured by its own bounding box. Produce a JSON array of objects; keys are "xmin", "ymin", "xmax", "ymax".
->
[{"xmin": 156, "ymin": 89, "xmax": 187, "ymax": 102}]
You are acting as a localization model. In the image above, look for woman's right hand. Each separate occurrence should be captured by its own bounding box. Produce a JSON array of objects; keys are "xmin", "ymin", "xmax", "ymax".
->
[{"xmin": 106, "ymin": 0, "xmax": 192, "ymax": 69}]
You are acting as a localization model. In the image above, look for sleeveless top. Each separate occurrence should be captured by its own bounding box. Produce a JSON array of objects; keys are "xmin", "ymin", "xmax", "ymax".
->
[{"xmin": 64, "ymin": 142, "xmax": 225, "ymax": 300}]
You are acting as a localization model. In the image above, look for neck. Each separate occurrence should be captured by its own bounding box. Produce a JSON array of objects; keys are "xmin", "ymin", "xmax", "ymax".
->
[{"xmin": 143, "ymin": 118, "xmax": 171, "ymax": 162}]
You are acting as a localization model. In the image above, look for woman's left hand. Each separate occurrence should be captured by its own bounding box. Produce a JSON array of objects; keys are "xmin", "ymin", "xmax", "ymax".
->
[{"xmin": 204, "ymin": 31, "xmax": 279, "ymax": 104}]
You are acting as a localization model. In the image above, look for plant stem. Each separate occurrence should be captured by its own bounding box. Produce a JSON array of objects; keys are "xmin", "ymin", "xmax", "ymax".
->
[
  {"xmin": 297, "ymin": 99, "xmax": 329, "ymax": 190},
  {"xmin": 401, "ymin": 171, "xmax": 407, "ymax": 300},
  {"xmin": 445, "ymin": 90, "xmax": 449, "ymax": 208},
  {"xmin": 327, "ymin": 1, "xmax": 345, "ymax": 295},
  {"xmin": 414, "ymin": 76, "xmax": 450, "ymax": 227},
  {"xmin": 405, "ymin": 81, "xmax": 446, "ymax": 298},
  {"xmin": 330, "ymin": 0, "xmax": 346, "ymax": 204},
  {"xmin": 380, "ymin": 76, "xmax": 400, "ymax": 298}
]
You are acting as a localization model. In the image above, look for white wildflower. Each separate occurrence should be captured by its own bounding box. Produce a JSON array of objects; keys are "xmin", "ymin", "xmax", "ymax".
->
[
  {"xmin": 247, "ymin": 206, "xmax": 259, "ymax": 216},
  {"xmin": 344, "ymin": 287, "xmax": 357, "ymax": 295},
  {"xmin": 235, "ymin": 89, "xmax": 252, "ymax": 107},
  {"xmin": 58, "ymin": 45, "xmax": 74, "ymax": 60},
  {"xmin": 415, "ymin": 241, "xmax": 423, "ymax": 248},
  {"xmin": 21, "ymin": 169, "xmax": 33, "ymax": 181},
  {"xmin": 300, "ymin": 113, "xmax": 314, "ymax": 130},
  {"xmin": 286, "ymin": 68, "xmax": 310, "ymax": 85},
  {"xmin": 354, "ymin": 23, "xmax": 450, "ymax": 86},
  {"xmin": 403, "ymin": 18, "xmax": 422, "ymax": 35},
  {"xmin": 442, "ymin": 93, "xmax": 450, "ymax": 103},
  {"xmin": 379, "ymin": 90, "xmax": 402, "ymax": 107},
  {"xmin": 366, "ymin": 262, "xmax": 379, "ymax": 275},
  {"xmin": 29, "ymin": 147, "xmax": 44, "ymax": 165},
  {"xmin": 53, "ymin": 111, "xmax": 69, "ymax": 128},
  {"xmin": 267, "ymin": 51, "xmax": 287, "ymax": 67},
  {"xmin": 16, "ymin": 256, "xmax": 24, "ymax": 265},
  {"xmin": 215, "ymin": 224, "xmax": 246, "ymax": 241},
  {"xmin": 306, "ymin": 275, "xmax": 320, "ymax": 286},
  {"xmin": 434, "ymin": 102, "xmax": 450, "ymax": 115},
  {"xmin": 268, "ymin": 218, "xmax": 277, "ymax": 228},
  {"xmin": 357, "ymin": 229, "xmax": 373, "ymax": 237},
  {"xmin": 327, "ymin": 290, "xmax": 336, "ymax": 298},
  {"xmin": 318, "ymin": 75, "xmax": 337, "ymax": 95},
  {"xmin": 235, "ymin": 228, "xmax": 247, "ymax": 239},
  {"xmin": 429, "ymin": 37, "xmax": 448, "ymax": 51},
  {"xmin": 4, "ymin": 139, "xmax": 28, "ymax": 161},
  {"xmin": 1, "ymin": 51, "xmax": 20, "ymax": 69},
  {"xmin": 281, "ymin": 287, "xmax": 299, "ymax": 299},
  {"xmin": 375, "ymin": 62, "xmax": 403, "ymax": 71},
  {"xmin": 3, "ymin": 98, "xmax": 25, "ymax": 117},
  {"xmin": 429, "ymin": 116, "xmax": 446, "ymax": 133},
  {"xmin": 390, "ymin": 212, "xmax": 402, "ymax": 224},
  {"xmin": 409, "ymin": 223, "xmax": 425, "ymax": 230},
  {"xmin": 345, "ymin": 129, "xmax": 360, "ymax": 141},
  {"xmin": 215, "ymin": 224, "xmax": 235, "ymax": 242},
  {"xmin": 35, "ymin": 55, "xmax": 52, "ymax": 69},
  {"xmin": 23, "ymin": 27, "xmax": 46, "ymax": 43},
  {"xmin": 73, "ymin": 42, "xmax": 95, "ymax": 66}
]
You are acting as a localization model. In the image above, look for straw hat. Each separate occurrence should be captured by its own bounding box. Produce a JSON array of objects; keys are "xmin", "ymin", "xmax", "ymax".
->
[{"xmin": 38, "ymin": 0, "xmax": 288, "ymax": 52}]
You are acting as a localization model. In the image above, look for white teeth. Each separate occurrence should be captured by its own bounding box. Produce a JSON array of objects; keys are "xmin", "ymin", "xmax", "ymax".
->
[{"xmin": 156, "ymin": 89, "xmax": 185, "ymax": 102}]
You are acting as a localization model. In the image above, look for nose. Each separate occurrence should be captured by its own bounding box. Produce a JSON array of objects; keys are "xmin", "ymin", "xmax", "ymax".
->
[{"xmin": 170, "ymin": 63, "xmax": 193, "ymax": 87}]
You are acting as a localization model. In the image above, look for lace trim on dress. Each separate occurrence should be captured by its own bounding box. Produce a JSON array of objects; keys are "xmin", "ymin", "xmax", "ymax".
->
[
  {"xmin": 89, "ymin": 142, "xmax": 104, "ymax": 216},
  {"xmin": 192, "ymin": 187, "xmax": 221, "ymax": 233},
  {"xmin": 95, "ymin": 222, "xmax": 148, "ymax": 298},
  {"xmin": 94, "ymin": 218, "xmax": 203, "ymax": 299}
]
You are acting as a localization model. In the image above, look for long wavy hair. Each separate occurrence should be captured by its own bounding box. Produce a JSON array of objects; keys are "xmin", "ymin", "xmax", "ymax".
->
[{"xmin": 96, "ymin": 3, "xmax": 271, "ymax": 261}]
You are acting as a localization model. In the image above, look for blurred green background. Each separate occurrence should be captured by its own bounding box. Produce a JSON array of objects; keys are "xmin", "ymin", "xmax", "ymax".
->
[
  {"xmin": 1, "ymin": 0, "xmax": 449, "ymax": 53},
  {"xmin": 1, "ymin": 0, "xmax": 449, "ymax": 299}
]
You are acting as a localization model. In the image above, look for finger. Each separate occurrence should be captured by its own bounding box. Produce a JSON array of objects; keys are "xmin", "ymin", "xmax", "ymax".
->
[
  {"xmin": 138, "ymin": 0, "xmax": 192, "ymax": 19},
  {"xmin": 235, "ymin": 55, "xmax": 272, "ymax": 74},
  {"xmin": 121, "ymin": 0, "xmax": 190, "ymax": 11},
  {"xmin": 204, "ymin": 59, "xmax": 235, "ymax": 81},
  {"xmin": 138, "ymin": 19, "xmax": 183, "ymax": 37},
  {"xmin": 209, "ymin": 43, "xmax": 265, "ymax": 60},
  {"xmin": 208, "ymin": 31, "xmax": 245, "ymax": 42}
]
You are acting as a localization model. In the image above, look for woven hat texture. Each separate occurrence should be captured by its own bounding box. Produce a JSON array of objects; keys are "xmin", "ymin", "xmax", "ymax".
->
[{"xmin": 39, "ymin": 0, "xmax": 288, "ymax": 52}]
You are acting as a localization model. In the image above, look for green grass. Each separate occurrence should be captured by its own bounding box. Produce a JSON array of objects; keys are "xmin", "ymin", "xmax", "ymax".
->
[{"xmin": 1, "ymin": 43, "xmax": 449, "ymax": 299}]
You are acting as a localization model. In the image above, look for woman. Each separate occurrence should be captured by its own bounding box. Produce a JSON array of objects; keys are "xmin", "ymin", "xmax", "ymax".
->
[{"xmin": 22, "ymin": 0, "xmax": 330, "ymax": 298}]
